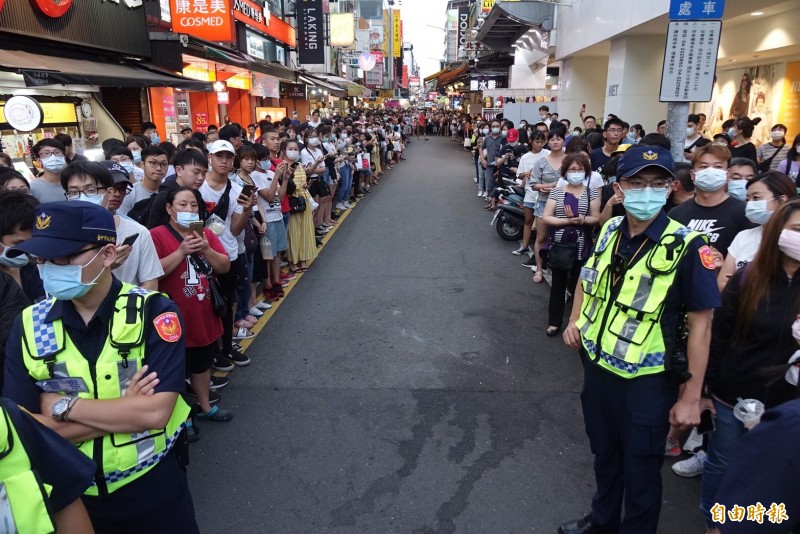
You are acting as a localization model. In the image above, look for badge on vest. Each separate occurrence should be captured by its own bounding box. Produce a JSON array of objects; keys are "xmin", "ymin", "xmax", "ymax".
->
[
  {"xmin": 580, "ymin": 267, "xmax": 598, "ymax": 284},
  {"xmin": 35, "ymin": 377, "xmax": 89, "ymax": 393},
  {"xmin": 153, "ymin": 312, "xmax": 182, "ymax": 343}
]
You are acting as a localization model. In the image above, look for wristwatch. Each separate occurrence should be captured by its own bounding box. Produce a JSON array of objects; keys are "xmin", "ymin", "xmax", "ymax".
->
[{"xmin": 52, "ymin": 394, "xmax": 79, "ymax": 422}]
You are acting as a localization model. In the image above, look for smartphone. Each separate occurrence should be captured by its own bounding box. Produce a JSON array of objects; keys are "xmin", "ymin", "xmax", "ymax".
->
[
  {"xmin": 697, "ymin": 408, "xmax": 715, "ymax": 434},
  {"xmin": 241, "ymin": 184, "xmax": 255, "ymax": 197},
  {"xmin": 121, "ymin": 233, "xmax": 139, "ymax": 247},
  {"xmin": 188, "ymin": 221, "xmax": 205, "ymax": 235}
]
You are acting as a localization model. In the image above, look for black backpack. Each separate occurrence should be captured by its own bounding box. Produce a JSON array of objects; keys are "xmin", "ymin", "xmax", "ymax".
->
[{"xmin": 127, "ymin": 194, "xmax": 157, "ymax": 226}]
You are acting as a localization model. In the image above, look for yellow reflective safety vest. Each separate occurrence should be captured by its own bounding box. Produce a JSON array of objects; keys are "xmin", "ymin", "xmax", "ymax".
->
[
  {"xmin": 0, "ymin": 405, "xmax": 57, "ymax": 533},
  {"xmin": 576, "ymin": 216, "xmax": 707, "ymax": 378},
  {"xmin": 19, "ymin": 284, "xmax": 190, "ymax": 496}
]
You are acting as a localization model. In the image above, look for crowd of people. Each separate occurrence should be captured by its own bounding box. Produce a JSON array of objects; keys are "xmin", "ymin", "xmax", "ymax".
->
[
  {"xmin": 0, "ymin": 108, "xmax": 421, "ymax": 531},
  {"xmin": 443, "ymin": 105, "xmax": 799, "ymax": 533}
]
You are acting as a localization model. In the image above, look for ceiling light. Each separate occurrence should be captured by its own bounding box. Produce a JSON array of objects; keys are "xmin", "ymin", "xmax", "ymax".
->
[{"xmin": 750, "ymin": 11, "xmax": 764, "ymax": 15}]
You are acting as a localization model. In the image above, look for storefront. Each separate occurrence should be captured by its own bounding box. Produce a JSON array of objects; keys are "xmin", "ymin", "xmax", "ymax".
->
[{"xmin": 0, "ymin": 1, "xmax": 208, "ymax": 165}]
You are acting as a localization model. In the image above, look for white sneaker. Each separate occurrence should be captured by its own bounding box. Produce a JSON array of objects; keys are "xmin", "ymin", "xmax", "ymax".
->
[
  {"xmin": 344, "ymin": 201, "xmax": 352, "ymax": 208},
  {"xmin": 335, "ymin": 202, "xmax": 347, "ymax": 210},
  {"xmin": 672, "ymin": 451, "xmax": 707, "ymax": 477},
  {"xmin": 255, "ymin": 301, "xmax": 272, "ymax": 310},
  {"xmin": 477, "ymin": 190, "xmax": 484, "ymax": 197},
  {"xmin": 248, "ymin": 306, "xmax": 264, "ymax": 317},
  {"xmin": 233, "ymin": 327, "xmax": 255, "ymax": 340}
]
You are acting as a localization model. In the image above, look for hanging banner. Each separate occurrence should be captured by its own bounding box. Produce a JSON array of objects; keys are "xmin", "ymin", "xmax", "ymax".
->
[
  {"xmin": 369, "ymin": 25, "xmax": 383, "ymax": 49},
  {"xmin": 297, "ymin": 0, "xmax": 325, "ymax": 64},
  {"xmin": 365, "ymin": 51, "xmax": 383, "ymax": 87},
  {"xmin": 392, "ymin": 9, "xmax": 401, "ymax": 58},
  {"xmin": 252, "ymin": 74, "xmax": 280, "ymax": 98},
  {"xmin": 355, "ymin": 29, "xmax": 371, "ymax": 53},
  {"xmin": 330, "ymin": 12, "xmax": 354, "ymax": 46},
  {"xmin": 382, "ymin": 10, "xmax": 390, "ymax": 55},
  {"xmin": 170, "ymin": 0, "xmax": 235, "ymax": 42},
  {"xmin": 457, "ymin": 6, "xmax": 469, "ymax": 59}
]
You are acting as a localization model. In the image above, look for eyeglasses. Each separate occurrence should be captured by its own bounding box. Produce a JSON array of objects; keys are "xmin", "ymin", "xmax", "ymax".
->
[
  {"xmin": 146, "ymin": 161, "xmax": 169, "ymax": 169},
  {"xmin": 109, "ymin": 184, "xmax": 132, "ymax": 195},
  {"xmin": 65, "ymin": 186, "xmax": 106, "ymax": 200},
  {"xmin": 606, "ymin": 128, "xmax": 624, "ymax": 134},
  {"xmin": 38, "ymin": 150, "xmax": 64, "ymax": 158},
  {"xmin": 619, "ymin": 178, "xmax": 671, "ymax": 191},
  {"xmin": 31, "ymin": 245, "xmax": 104, "ymax": 266}
]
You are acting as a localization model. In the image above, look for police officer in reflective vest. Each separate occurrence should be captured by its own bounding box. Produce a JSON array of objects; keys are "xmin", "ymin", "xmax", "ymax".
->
[
  {"xmin": 2, "ymin": 201, "xmax": 198, "ymax": 533},
  {"xmin": 0, "ymin": 397, "xmax": 95, "ymax": 533},
  {"xmin": 560, "ymin": 145, "xmax": 721, "ymax": 534}
]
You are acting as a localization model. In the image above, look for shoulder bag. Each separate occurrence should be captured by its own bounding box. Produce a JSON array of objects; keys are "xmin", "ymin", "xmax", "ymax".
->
[{"xmin": 757, "ymin": 143, "xmax": 784, "ymax": 173}]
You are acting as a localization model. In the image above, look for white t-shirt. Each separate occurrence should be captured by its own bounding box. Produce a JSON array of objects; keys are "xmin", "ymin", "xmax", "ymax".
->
[
  {"xmin": 556, "ymin": 171, "xmax": 604, "ymax": 191},
  {"xmin": 199, "ymin": 180, "xmax": 244, "ymax": 260},
  {"xmin": 131, "ymin": 167, "xmax": 145, "ymax": 183},
  {"xmin": 300, "ymin": 146, "xmax": 324, "ymax": 177},
  {"xmin": 251, "ymin": 170, "xmax": 283, "ymax": 223},
  {"xmin": 517, "ymin": 150, "xmax": 550, "ymax": 204},
  {"xmin": 118, "ymin": 181, "xmax": 159, "ymax": 216},
  {"xmin": 727, "ymin": 226, "xmax": 763, "ymax": 270},
  {"xmin": 114, "ymin": 215, "xmax": 164, "ymax": 285}
]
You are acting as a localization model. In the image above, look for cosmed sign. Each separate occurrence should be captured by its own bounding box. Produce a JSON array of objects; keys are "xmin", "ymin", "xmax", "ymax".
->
[
  {"xmin": 658, "ymin": 20, "xmax": 721, "ymax": 102},
  {"xmin": 171, "ymin": 0, "xmax": 235, "ymax": 42}
]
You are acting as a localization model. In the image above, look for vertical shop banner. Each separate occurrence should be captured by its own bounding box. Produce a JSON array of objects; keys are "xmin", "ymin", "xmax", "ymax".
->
[
  {"xmin": 392, "ymin": 9, "xmax": 401, "ymax": 58},
  {"xmin": 365, "ymin": 51, "xmax": 383, "ymax": 87},
  {"xmin": 780, "ymin": 61, "xmax": 800, "ymax": 140},
  {"xmin": 297, "ymin": 0, "xmax": 325, "ymax": 64},
  {"xmin": 382, "ymin": 10, "xmax": 390, "ymax": 55},
  {"xmin": 457, "ymin": 6, "xmax": 469, "ymax": 60},
  {"xmin": 401, "ymin": 65, "xmax": 409, "ymax": 88},
  {"xmin": 162, "ymin": 96, "xmax": 178, "ymax": 142},
  {"xmin": 355, "ymin": 29, "xmax": 371, "ymax": 53},
  {"xmin": 171, "ymin": 0, "xmax": 235, "ymax": 42}
]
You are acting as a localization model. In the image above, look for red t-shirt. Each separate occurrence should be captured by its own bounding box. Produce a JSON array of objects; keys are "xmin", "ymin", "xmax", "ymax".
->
[{"xmin": 150, "ymin": 225, "xmax": 225, "ymax": 348}]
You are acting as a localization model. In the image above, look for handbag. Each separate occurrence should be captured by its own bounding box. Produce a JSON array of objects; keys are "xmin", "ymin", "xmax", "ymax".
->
[
  {"xmin": 289, "ymin": 195, "xmax": 306, "ymax": 213},
  {"xmin": 548, "ymin": 242, "xmax": 578, "ymax": 270},
  {"xmin": 463, "ymin": 137, "xmax": 472, "ymax": 148},
  {"xmin": 243, "ymin": 219, "xmax": 259, "ymax": 253},
  {"xmin": 757, "ymin": 143, "xmax": 784, "ymax": 173}
]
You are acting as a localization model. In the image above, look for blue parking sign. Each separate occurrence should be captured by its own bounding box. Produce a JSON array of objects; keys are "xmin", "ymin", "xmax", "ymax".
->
[{"xmin": 669, "ymin": 0, "xmax": 725, "ymax": 19}]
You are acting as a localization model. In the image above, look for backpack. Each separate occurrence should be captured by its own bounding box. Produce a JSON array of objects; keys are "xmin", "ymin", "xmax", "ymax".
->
[{"xmin": 127, "ymin": 194, "xmax": 156, "ymax": 226}]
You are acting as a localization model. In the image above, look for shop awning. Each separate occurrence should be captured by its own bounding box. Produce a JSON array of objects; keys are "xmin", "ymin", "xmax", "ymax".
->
[
  {"xmin": 298, "ymin": 74, "xmax": 347, "ymax": 97},
  {"xmin": 315, "ymin": 75, "xmax": 375, "ymax": 98},
  {"xmin": 437, "ymin": 63, "xmax": 471, "ymax": 88},
  {"xmin": 424, "ymin": 66, "xmax": 448, "ymax": 84},
  {"xmin": 243, "ymin": 55, "xmax": 297, "ymax": 84},
  {"xmin": 0, "ymin": 49, "xmax": 212, "ymax": 91},
  {"xmin": 475, "ymin": 1, "xmax": 554, "ymax": 51}
]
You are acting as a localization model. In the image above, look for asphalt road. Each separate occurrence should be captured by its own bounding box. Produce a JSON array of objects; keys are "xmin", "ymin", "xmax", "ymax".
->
[{"xmin": 189, "ymin": 136, "xmax": 703, "ymax": 533}]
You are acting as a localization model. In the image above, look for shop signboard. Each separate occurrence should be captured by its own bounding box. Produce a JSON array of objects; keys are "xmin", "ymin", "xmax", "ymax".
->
[
  {"xmin": 369, "ymin": 26, "xmax": 383, "ymax": 49},
  {"xmin": 481, "ymin": 0, "xmax": 494, "ymax": 14},
  {"xmin": 669, "ymin": 0, "xmax": 725, "ymax": 20},
  {"xmin": 297, "ymin": 0, "xmax": 325, "ymax": 64},
  {"xmin": 355, "ymin": 29, "xmax": 371, "ymax": 53},
  {"xmin": 365, "ymin": 52, "xmax": 383, "ymax": 87},
  {"xmin": 331, "ymin": 13, "xmax": 355, "ymax": 46},
  {"xmin": 194, "ymin": 112, "xmax": 209, "ymax": 132},
  {"xmin": 392, "ymin": 9, "xmax": 401, "ymax": 58},
  {"xmin": 779, "ymin": 61, "xmax": 800, "ymax": 141},
  {"xmin": 235, "ymin": 0, "xmax": 296, "ymax": 46},
  {"xmin": 457, "ymin": 6, "xmax": 469, "ymax": 58},
  {"xmin": 659, "ymin": 20, "xmax": 721, "ymax": 102},
  {"xmin": 171, "ymin": 0, "xmax": 235, "ymax": 43},
  {"xmin": 252, "ymin": 74, "xmax": 280, "ymax": 98},
  {"xmin": 280, "ymin": 83, "xmax": 307, "ymax": 99},
  {"xmin": 256, "ymin": 107, "xmax": 287, "ymax": 121}
]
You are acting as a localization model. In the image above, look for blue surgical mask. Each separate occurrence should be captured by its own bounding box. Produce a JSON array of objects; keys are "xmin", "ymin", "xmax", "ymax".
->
[
  {"xmin": 0, "ymin": 243, "xmax": 29, "ymax": 268},
  {"xmin": 566, "ymin": 172, "xmax": 585, "ymax": 185},
  {"xmin": 694, "ymin": 167, "xmax": 728, "ymax": 192},
  {"xmin": 727, "ymin": 128, "xmax": 737, "ymax": 138},
  {"xmin": 727, "ymin": 180, "xmax": 747, "ymax": 201},
  {"xmin": 150, "ymin": 132, "xmax": 161, "ymax": 144},
  {"xmin": 341, "ymin": 133, "xmax": 348, "ymax": 139},
  {"xmin": 40, "ymin": 248, "xmax": 105, "ymax": 300},
  {"xmin": 71, "ymin": 193, "xmax": 105, "ymax": 206},
  {"xmin": 120, "ymin": 161, "xmax": 135, "ymax": 175},
  {"xmin": 42, "ymin": 155, "xmax": 66, "ymax": 173},
  {"xmin": 132, "ymin": 149, "xmax": 142, "ymax": 164},
  {"xmin": 745, "ymin": 199, "xmax": 774, "ymax": 225},
  {"xmin": 501, "ymin": 130, "xmax": 508, "ymax": 138},
  {"xmin": 491, "ymin": 127, "xmax": 500, "ymax": 135},
  {"xmin": 481, "ymin": 128, "xmax": 489, "ymax": 135},
  {"xmin": 308, "ymin": 138, "xmax": 320, "ymax": 147},
  {"xmin": 626, "ymin": 132, "xmax": 636, "ymax": 141},
  {"xmin": 622, "ymin": 187, "xmax": 668, "ymax": 221},
  {"xmin": 175, "ymin": 211, "xmax": 200, "ymax": 228}
]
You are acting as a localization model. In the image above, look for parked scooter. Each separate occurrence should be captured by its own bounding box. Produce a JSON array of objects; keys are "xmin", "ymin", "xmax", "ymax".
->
[{"xmin": 491, "ymin": 182, "xmax": 525, "ymax": 241}]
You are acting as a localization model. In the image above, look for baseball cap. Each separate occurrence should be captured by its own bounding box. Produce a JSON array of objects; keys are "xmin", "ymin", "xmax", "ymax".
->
[
  {"xmin": 9, "ymin": 201, "xmax": 116, "ymax": 259},
  {"xmin": 208, "ymin": 140, "xmax": 235, "ymax": 155},
  {"xmin": 616, "ymin": 145, "xmax": 675, "ymax": 179},
  {"xmin": 506, "ymin": 128, "xmax": 519, "ymax": 142},
  {"xmin": 98, "ymin": 160, "xmax": 131, "ymax": 185},
  {"xmin": 610, "ymin": 144, "xmax": 632, "ymax": 157}
]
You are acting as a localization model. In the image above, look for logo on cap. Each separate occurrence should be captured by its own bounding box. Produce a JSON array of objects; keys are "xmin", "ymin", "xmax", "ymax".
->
[
  {"xmin": 36, "ymin": 212, "xmax": 52, "ymax": 230},
  {"xmin": 643, "ymin": 150, "xmax": 659, "ymax": 161}
]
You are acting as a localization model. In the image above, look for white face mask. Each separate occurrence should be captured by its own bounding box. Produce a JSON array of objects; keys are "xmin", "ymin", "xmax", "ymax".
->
[
  {"xmin": 565, "ymin": 172, "xmax": 585, "ymax": 185},
  {"xmin": 694, "ymin": 167, "xmax": 728, "ymax": 192},
  {"xmin": 686, "ymin": 127, "xmax": 696, "ymax": 137},
  {"xmin": 285, "ymin": 150, "xmax": 300, "ymax": 161},
  {"xmin": 771, "ymin": 130, "xmax": 785, "ymax": 140}
]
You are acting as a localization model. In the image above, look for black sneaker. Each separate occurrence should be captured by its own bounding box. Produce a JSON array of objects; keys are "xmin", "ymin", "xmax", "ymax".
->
[
  {"xmin": 228, "ymin": 348, "xmax": 251, "ymax": 366},
  {"xmin": 185, "ymin": 422, "xmax": 200, "ymax": 444},
  {"xmin": 521, "ymin": 258, "xmax": 537, "ymax": 268},
  {"xmin": 189, "ymin": 390, "xmax": 221, "ymax": 404},
  {"xmin": 212, "ymin": 355, "xmax": 235, "ymax": 372},
  {"xmin": 210, "ymin": 375, "xmax": 230, "ymax": 390}
]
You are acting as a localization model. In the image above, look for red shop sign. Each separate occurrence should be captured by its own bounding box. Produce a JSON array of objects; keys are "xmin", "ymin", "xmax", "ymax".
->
[{"xmin": 31, "ymin": 0, "xmax": 73, "ymax": 17}]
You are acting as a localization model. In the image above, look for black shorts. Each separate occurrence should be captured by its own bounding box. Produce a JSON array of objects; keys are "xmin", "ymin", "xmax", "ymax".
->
[{"xmin": 185, "ymin": 342, "xmax": 218, "ymax": 375}]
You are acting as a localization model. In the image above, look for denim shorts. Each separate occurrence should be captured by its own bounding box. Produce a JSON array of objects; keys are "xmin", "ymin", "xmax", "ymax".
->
[
  {"xmin": 266, "ymin": 220, "xmax": 288, "ymax": 254},
  {"xmin": 523, "ymin": 201, "xmax": 536, "ymax": 209},
  {"xmin": 533, "ymin": 199, "xmax": 547, "ymax": 217}
]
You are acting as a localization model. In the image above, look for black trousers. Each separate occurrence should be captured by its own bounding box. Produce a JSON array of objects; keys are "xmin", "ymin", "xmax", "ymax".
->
[
  {"xmin": 548, "ymin": 263, "xmax": 582, "ymax": 327},
  {"xmin": 580, "ymin": 352, "xmax": 678, "ymax": 533}
]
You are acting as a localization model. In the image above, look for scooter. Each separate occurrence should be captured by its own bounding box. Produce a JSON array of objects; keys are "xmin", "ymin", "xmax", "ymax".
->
[{"xmin": 491, "ymin": 188, "xmax": 525, "ymax": 241}]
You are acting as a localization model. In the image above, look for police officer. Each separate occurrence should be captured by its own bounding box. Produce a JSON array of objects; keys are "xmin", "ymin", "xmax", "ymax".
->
[
  {"xmin": 0, "ymin": 396, "xmax": 95, "ymax": 533},
  {"xmin": 2, "ymin": 201, "xmax": 199, "ymax": 533},
  {"xmin": 560, "ymin": 145, "xmax": 721, "ymax": 534}
]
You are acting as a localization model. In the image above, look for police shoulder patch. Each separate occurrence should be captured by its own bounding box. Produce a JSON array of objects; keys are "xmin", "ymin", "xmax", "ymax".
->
[
  {"xmin": 153, "ymin": 312, "xmax": 182, "ymax": 342},
  {"xmin": 698, "ymin": 245, "xmax": 716, "ymax": 270}
]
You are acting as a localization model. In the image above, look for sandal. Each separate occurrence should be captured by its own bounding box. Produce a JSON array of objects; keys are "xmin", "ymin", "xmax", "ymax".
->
[
  {"xmin": 546, "ymin": 326, "xmax": 560, "ymax": 337},
  {"xmin": 197, "ymin": 405, "xmax": 233, "ymax": 422},
  {"xmin": 533, "ymin": 272, "xmax": 544, "ymax": 283}
]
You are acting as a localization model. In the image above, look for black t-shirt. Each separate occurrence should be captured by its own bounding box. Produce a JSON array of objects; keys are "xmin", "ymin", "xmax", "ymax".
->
[
  {"xmin": 729, "ymin": 141, "xmax": 758, "ymax": 164},
  {"xmin": 0, "ymin": 398, "xmax": 95, "ymax": 513},
  {"xmin": 589, "ymin": 147, "xmax": 611, "ymax": 173},
  {"xmin": 667, "ymin": 196, "xmax": 753, "ymax": 256}
]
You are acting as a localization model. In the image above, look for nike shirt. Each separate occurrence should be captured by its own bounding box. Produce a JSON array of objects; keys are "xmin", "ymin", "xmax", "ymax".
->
[{"xmin": 668, "ymin": 196, "xmax": 754, "ymax": 257}]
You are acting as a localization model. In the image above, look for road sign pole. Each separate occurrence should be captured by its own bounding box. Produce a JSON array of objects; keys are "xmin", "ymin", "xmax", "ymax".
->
[{"xmin": 667, "ymin": 102, "xmax": 689, "ymax": 163}]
